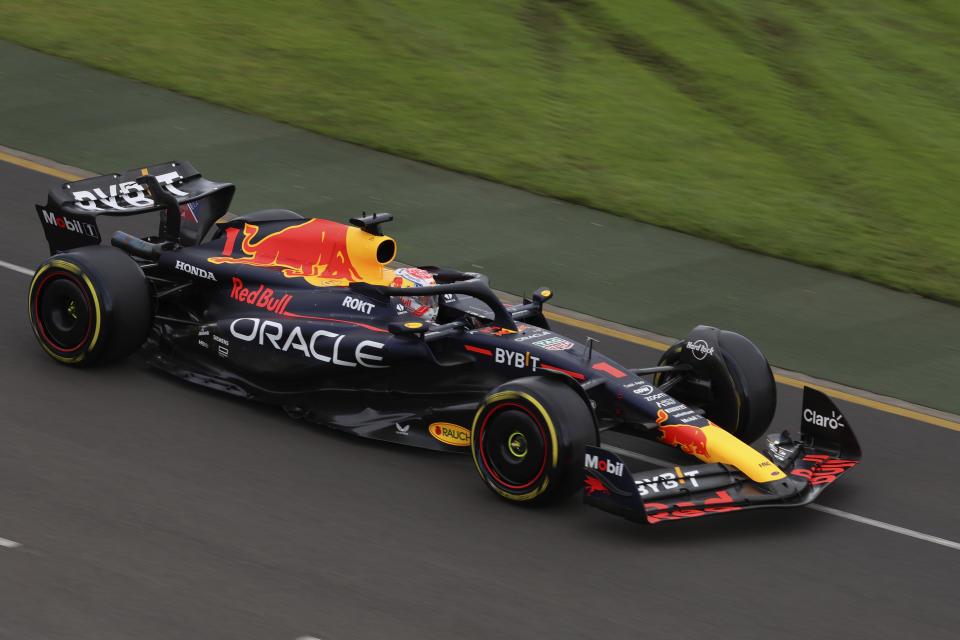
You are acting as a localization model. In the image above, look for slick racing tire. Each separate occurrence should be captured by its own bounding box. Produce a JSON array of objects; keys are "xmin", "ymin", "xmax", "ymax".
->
[
  {"xmin": 655, "ymin": 326, "xmax": 776, "ymax": 444},
  {"xmin": 472, "ymin": 376, "xmax": 597, "ymax": 505},
  {"xmin": 28, "ymin": 246, "xmax": 152, "ymax": 366}
]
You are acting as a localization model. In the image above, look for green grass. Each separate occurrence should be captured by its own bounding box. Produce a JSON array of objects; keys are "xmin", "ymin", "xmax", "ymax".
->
[{"xmin": 1, "ymin": 0, "xmax": 959, "ymax": 302}]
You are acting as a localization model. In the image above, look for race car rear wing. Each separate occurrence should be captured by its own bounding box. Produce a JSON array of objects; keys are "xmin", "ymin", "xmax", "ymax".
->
[
  {"xmin": 584, "ymin": 387, "xmax": 862, "ymax": 524},
  {"xmin": 37, "ymin": 160, "xmax": 235, "ymax": 253}
]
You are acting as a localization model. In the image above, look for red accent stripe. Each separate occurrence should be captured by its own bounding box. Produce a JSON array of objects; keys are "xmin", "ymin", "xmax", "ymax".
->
[
  {"xmin": 478, "ymin": 403, "xmax": 548, "ymax": 490},
  {"xmin": 592, "ymin": 362, "xmax": 627, "ymax": 378},
  {"xmin": 280, "ymin": 310, "xmax": 389, "ymax": 333},
  {"xmin": 465, "ymin": 344, "xmax": 493, "ymax": 356},
  {"xmin": 539, "ymin": 364, "xmax": 585, "ymax": 380}
]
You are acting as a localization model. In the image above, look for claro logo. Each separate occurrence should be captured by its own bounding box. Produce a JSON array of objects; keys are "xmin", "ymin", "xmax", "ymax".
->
[
  {"xmin": 803, "ymin": 409, "xmax": 845, "ymax": 430},
  {"xmin": 429, "ymin": 422, "xmax": 471, "ymax": 446},
  {"xmin": 584, "ymin": 453, "xmax": 625, "ymax": 477},
  {"xmin": 229, "ymin": 317, "xmax": 387, "ymax": 368}
]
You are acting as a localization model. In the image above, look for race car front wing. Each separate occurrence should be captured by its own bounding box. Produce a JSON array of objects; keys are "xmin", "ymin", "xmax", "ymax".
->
[{"xmin": 584, "ymin": 387, "xmax": 862, "ymax": 524}]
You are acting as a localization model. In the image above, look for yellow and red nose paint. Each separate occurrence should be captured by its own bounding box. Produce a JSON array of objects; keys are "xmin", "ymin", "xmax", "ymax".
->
[
  {"xmin": 655, "ymin": 410, "xmax": 785, "ymax": 483},
  {"xmin": 210, "ymin": 219, "xmax": 397, "ymax": 287}
]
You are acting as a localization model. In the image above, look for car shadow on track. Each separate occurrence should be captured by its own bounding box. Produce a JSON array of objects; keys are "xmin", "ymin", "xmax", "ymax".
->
[{"xmin": 133, "ymin": 363, "xmax": 848, "ymax": 544}]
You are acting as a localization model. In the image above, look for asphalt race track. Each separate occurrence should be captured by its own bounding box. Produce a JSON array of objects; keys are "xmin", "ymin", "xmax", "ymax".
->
[{"xmin": 1, "ymin": 159, "xmax": 958, "ymax": 639}]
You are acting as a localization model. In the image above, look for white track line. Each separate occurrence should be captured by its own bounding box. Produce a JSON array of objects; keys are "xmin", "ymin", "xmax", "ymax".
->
[
  {"xmin": 605, "ymin": 444, "xmax": 960, "ymax": 552},
  {"xmin": 0, "ymin": 537, "xmax": 22, "ymax": 549},
  {"xmin": 0, "ymin": 259, "xmax": 33, "ymax": 276},
  {"xmin": 805, "ymin": 504, "xmax": 960, "ymax": 551}
]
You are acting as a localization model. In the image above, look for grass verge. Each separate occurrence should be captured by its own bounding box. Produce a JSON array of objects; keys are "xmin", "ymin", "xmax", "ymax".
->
[{"xmin": 1, "ymin": 0, "xmax": 958, "ymax": 302}]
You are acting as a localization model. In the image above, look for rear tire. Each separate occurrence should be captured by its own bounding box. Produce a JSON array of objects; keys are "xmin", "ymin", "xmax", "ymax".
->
[
  {"xmin": 28, "ymin": 246, "xmax": 152, "ymax": 366},
  {"xmin": 655, "ymin": 326, "xmax": 776, "ymax": 444},
  {"xmin": 471, "ymin": 376, "xmax": 597, "ymax": 504}
]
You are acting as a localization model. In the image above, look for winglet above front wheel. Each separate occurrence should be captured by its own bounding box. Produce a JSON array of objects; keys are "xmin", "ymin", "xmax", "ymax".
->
[{"xmin": 583, "ymin": 386, "xmax": 861, "ymax": 524}]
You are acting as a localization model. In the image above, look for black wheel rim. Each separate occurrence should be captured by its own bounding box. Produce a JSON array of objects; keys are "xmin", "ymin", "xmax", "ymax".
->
[
  {"xmin": 478, "ymin": 403, "xmax": 548, "ymax": 490},
  {"xmin": 34, "ymin": 273, "xmax": 93, "ymax": 352}
]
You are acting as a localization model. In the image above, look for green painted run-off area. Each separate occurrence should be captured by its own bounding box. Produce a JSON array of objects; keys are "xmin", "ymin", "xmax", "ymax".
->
[{"xmin": 1, "ymin": 1, "xmax": 959, "ymax": 303}]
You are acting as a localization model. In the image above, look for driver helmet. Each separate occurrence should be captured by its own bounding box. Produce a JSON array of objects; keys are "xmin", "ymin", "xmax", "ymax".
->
[{"xmin": 393, "ymin": 267, "xmax": 439, "ymax": 322}]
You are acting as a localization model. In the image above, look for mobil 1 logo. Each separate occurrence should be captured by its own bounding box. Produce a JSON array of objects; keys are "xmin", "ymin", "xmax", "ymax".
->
[{"xmin": 38, "ymin": 207, "xmax": 99, "ymax": 239}]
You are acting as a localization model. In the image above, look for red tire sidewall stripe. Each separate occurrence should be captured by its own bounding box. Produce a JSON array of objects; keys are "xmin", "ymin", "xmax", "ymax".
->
[
  {"xmin": 478, "ymin": 402, "xmax": 548, "ymax": 490},
  {"xmin": 33, "ymin": 271, "xmax": 93, "ymax": 353}
]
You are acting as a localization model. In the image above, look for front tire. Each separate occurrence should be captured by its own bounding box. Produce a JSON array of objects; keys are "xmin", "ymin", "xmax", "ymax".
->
[
  {"xmin": 471, "ymin": 376, "xmax": 597, "ymax": 505},
  {"xmin": 655, "ymin": 326, "xmax": 776, "ymax": 444},
  {"xmin": 28, "ymin": 246, "xmax": 152, "ymax": 366}
]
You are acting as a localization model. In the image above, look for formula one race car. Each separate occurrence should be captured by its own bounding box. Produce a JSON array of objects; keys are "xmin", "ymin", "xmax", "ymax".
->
[{"xmin": 28, "ymin": 161, "xmax": 861, "ymax": 524}]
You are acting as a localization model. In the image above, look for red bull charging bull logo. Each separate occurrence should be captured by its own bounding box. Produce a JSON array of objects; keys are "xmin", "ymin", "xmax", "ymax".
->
[
  {"xmin": 584, "ymin": 476, "xmax": 609, "ymax": 496},
  {"xmin": 656, "ymin": 409, "xmax": 709, "ymax": 457},
  {"xmin": 209, "ymin": 219, "xmax": 395, "ymax": 287}
]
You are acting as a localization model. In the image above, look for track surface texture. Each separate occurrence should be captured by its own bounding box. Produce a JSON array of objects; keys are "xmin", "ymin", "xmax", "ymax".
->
[{"xmin": 2, "ymin": 161, "xmax": 959, "ymax": 639}]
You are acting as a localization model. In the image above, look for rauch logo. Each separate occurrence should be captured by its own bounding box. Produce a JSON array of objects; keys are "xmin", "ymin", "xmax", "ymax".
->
[{"xmin": 429, "ymin": 422, "xmax": 470, "ymax": 446}]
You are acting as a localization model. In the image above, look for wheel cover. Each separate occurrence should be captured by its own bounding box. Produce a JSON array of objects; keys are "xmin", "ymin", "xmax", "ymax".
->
[
  {"xmin": 507, "ymin": 431, "xmax": 528, "ymax": 459},
  {"xmin": 33, "ymin": 272, "xmax": 93, "ymax": 352},
  {"xmin": 478, "ymin": 403, "xmax": 548, "ymax": 490}
]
